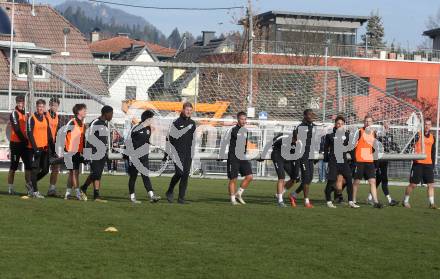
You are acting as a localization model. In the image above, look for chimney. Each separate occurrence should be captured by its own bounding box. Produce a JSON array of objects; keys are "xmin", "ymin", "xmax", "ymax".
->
[
  {"xmin": 91, "ymin": 28, "xmax": 100, "ymax": 42},
  {"xmin": 202, "ymin": 31, "xmax": 215, "ymax": 46},
  {"xmin": 117, "ymin": 32, "xmax": 130, "ymax": 38}
]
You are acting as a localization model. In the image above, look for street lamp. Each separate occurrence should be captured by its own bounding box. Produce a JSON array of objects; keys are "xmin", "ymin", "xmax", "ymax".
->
[
  {"xmin": 8, "ymin": 0, "xmax": 15, "ymax": 110},
  {"xmin": 61, "ymin": 27, "xmax": 70, "ymax": 113},
  {"xmin": 322, "ymin": 39, "xmax": 330, "ymax": 122}
]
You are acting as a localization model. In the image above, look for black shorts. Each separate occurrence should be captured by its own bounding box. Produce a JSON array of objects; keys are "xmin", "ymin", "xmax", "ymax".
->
[
  {"xmin": 410, "ymin": 163, "xmax": 434, "ymax": 184},
  {"xmin": 327, "ymin": 161, "xmax": 352, "ymax": 181},
  {"xmin": 297, "ymin": 159, "xmax": 314, "ymax": 185},
  {"xmin": 353, "ymin": 162, "xmax": 376, "ymax": 180},
  {"xmin": 227, "ymin": 158, "xmax": 252, "ymax": 179},
  {"xmin": 65, "ymin": 152, "xmax": 83, "ymax": 170},
  {"xmin": 272, "ymin": 154, "xmax": 298, "ymax": 180},
  {"xmin": 10, "ymin": 142, "xmax": 31, "ymax": 171},
  {"xmin": 90, "ymin": 157, "xmax": 107, "ymax": 181}
]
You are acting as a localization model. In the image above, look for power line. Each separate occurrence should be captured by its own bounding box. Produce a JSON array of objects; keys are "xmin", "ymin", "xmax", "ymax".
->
[{"xmin": 87, "ymin": 0, "xmax": 245, "ymax": 11}]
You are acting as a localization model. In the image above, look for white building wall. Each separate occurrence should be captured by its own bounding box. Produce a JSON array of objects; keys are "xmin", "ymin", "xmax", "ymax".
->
[{"xmin": 104, "ymin": 50, "xmax": 162, "ymax": 111}]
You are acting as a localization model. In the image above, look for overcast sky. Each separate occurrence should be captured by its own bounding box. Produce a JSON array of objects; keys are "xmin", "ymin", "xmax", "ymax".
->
[{"xmin": 43, "ymin": 0, "xmax": 440, "ymax": 49}]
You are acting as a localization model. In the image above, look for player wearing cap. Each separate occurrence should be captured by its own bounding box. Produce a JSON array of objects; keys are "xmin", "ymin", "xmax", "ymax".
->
[{"xmin": 125, "ymin": 110, "xmax": 161, "ymax": 204}]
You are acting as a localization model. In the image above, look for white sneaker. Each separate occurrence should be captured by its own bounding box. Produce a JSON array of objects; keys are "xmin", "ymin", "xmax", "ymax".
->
[
  {"xmin": 64, "ymin": 192, "xmax": 71, "ymax": 200},
  {"xmin": 231, "ymin": 200, "xmax": 240, "ymax": 205},
  {"xmin": 8, "ymin": 186, "xmax": 17, "ymax": 195},
  {"xmin": 235, "ymin": 193, "xmax": 246, "ymax": 205},
  {"xmin": 33, "ymin": 192, "xmax": 45, "ymax": 199},
  {"xmin": 349, "ymin": 201, "xmax": 360, "ymax": 208},
  {"xmin": 326, "ymin": 201, "xmax": 337, "ymax": 208},
  {"xmin": 150, "ymin": 194, "xmax": 161, "ymax": 203},
  {"xmin": 131, "ymin": 198, "xmax": 142, "ymax": 204},
  {"xmin": 75, "ymin": 191, "xmax": 82, "ymax": 201}
]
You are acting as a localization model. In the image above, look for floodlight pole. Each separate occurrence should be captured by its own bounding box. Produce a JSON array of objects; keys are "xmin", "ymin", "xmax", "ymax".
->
[
  {"xmin": 8, "ymin": 0, "xmax": 15, "ymax": 110},
  {"xmin": 247, "ymin": 0, "xmax": 254, "ymax": 113},
  {"xmin": 436, "ymin": 77, "xmax": 440, "ymax": 165},
  {"xmin": 322, "ymin": 41, "xmax": 329, "ymax": 122},
  {"xmin": 61, "ymin": 27, "xmax": 71, "ymax": 113}
]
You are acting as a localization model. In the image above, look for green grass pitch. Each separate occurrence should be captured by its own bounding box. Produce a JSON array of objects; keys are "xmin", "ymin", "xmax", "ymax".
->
[{"xmin": 0, "ymin": 172, "xmax": 439, "ymax": 279}]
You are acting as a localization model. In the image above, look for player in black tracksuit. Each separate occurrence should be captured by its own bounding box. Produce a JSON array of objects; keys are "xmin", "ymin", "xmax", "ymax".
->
[
  {"xmin": 165, "ymin": 102, "xmax": 196, "ymax": 204},
  {"xmin": 125, "ymin": 110, "xmax": 161, "ymax": 204},
  {"xmin": 291, "ymin": 109, "xmax": 317, "ymax": 208},
  {"xmin": 80, "ymin": 105, "xmax": 114, "ymax": 202},
  {"xmin": 373, "ymin": 123, "xmax": 399, "ymax": 206},
  {"xmin": 271, "ymin": 132, "xmax": 298, "ymax": 207},
  {"xmin": 323, "ymin": 115, "xmax": 354, "ymax": 208}
]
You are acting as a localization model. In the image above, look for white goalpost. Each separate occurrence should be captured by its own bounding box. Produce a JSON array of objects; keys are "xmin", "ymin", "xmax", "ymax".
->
[{"xmin": 26, "ymin": 58, "xmax": 425, "ymax": 179}]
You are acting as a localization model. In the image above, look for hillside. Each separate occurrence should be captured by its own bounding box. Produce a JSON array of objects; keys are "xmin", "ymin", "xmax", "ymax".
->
[{"xmin": 55, "ymin": 0, "xmax": 195, "ymax": 47}]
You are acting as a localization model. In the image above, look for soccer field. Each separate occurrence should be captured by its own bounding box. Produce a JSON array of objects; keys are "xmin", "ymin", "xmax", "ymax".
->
[{"xmin": 0, "ymin": 173, "xmax": 439, "ymax": 279}]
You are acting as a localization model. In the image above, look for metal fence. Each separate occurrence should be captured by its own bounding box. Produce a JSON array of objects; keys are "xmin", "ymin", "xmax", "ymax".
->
[
  {"xmin": 10, "ymin": 58, "xmax": 425, "ymax": 181},
  {"xmin": 251, "ymin": 40, "xmax": 440, "ymax": 62}
]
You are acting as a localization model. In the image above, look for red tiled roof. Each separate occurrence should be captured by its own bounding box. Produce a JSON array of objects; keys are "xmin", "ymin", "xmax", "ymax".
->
[
  {"xmin": 0, "ymin": 3, "xmax": 108, "ymax": 95},
  {"xmin": 145, "ymin": 42, "xmax": 176, "ymax": 57},
  {"xmin": 90, "ymin": 36, "xmax": 176, "ymax": 58},
  {"xmin": 90, "ymin": 36, "xmax": 145, "ymax": 54}
]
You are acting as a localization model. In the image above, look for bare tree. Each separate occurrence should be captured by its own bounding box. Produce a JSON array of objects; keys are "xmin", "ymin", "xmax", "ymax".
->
[
  {"xmin": 418, "ymin": 7, "xmax": 440, "ymax": 49},
  {"xmin": 427, "ymin": 7, "xmax": 440, "ymax": 29}
]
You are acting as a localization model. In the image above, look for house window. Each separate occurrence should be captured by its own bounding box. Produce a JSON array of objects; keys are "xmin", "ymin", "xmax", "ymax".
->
[
  {"xmin": 164, "ymin": 70, "xmax": 172, "ymax": 88},
  {"xmin": 19, "ymin": 62, "xmax": 28, "ymax": 75},
  {"xmin": 342, "ymin": 76, "xmax": 370, "ymax": 96},
  {"xmin": 17, "ymin": 61, "xmax": 45, "ymax": 78},
  {"xmin": 125, "ymin": 86, "xmax": 137, "ymax": 100},
  {"xmin": 386, "ymin": 79, "xmax": 418, "ymax": 99}
]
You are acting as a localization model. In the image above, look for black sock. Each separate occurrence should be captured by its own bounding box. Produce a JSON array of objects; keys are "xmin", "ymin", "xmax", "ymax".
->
[
  {"xmin": 81, "ymin": 184, "xmax": 88, "ymax": 193},
  {"xmin": 94, "ymin": 189, "xmax": 100, "ymax": 199}
]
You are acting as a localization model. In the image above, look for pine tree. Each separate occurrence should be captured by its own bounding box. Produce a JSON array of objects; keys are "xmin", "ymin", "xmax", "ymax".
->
[
  {"xmin": 167, "ymin": 28, "xmax": 182, "ymax": 49},
  {"xmin": 361, "ymin": 11, "xmax": 385, "ymax": 48}
]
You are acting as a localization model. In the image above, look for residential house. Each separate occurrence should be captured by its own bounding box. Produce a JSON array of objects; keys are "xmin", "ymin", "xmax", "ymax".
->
[
  {"xmin": 148, "ymin": 31, "xmax": 237, "ymax": 105},
  {"xmin": 0, "ymin": 3, "xmax": 107, "ymax": 116},
  {"xmin": 89, "ymin": 33, "xmax": 177, "ymax": 61},
  {"xmin": 99, "ymin": 43, "xmax": 163, "ymax": 108},
  {"xmin": 423, "ymin": 28, "xmax": 440, "ymax": 51}
]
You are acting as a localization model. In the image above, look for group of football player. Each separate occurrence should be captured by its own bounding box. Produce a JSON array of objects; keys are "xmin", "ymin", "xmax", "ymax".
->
[
  {"xmin": 5, "ymin": 96, "xmax": 437, "ymax": 208},
  {"xmin": 232, "ymin": 109, "xmax": 437, "ymax": 209}
]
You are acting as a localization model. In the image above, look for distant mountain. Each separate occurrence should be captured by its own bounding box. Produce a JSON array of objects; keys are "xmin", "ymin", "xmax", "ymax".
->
[
  {"xmin": 55, "ymin": 0, "xmax": 173, "ymax": 46},
  {"xmin": 56, "ymin": 0, "xmax": 150, "ymax": 28}
]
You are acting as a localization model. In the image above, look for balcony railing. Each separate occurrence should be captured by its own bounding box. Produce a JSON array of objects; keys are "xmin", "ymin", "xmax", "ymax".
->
[{"xmin": 250, "ymin": 40, "xmax": 440, "ymax": 62}]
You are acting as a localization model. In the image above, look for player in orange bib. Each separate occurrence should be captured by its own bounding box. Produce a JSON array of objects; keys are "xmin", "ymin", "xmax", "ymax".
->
[
  {"xmin": 26, "ymin": 99, "xmax": 53, "ymax": 198},
  {"xmin": 45, "ymin": 98, "xmax": 61, "ymax": 197},
  {"xmin": 352, "ymin": 115, "xmax": 383, "ymax": 208},
  {"xmin": 7, "ymin": 95, "xmax": 32, "ymax": 195},
  {"xmin": 64, "ymin": 103, "xmax": 87, "ymax": 200},
  {"xmin": 403, "ymin": 118, "xmax": 437, "ymax": 209}
]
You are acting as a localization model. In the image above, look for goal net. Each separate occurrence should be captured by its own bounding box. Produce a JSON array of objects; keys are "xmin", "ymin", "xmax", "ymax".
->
[{"xmin": 26, "ymin": 58, "xmax": 424, "ymax": 179}]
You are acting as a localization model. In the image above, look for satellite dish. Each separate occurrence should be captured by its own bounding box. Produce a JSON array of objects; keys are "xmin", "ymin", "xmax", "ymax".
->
[{"xmin": 0, "ymin": 7, "xmax": 12, "ymax": 35}]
